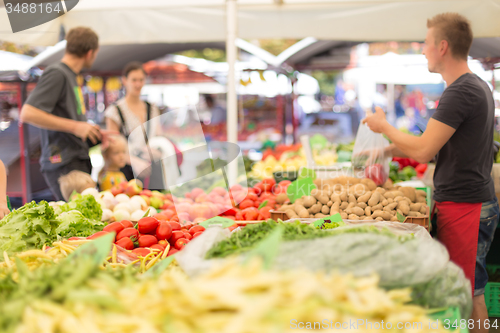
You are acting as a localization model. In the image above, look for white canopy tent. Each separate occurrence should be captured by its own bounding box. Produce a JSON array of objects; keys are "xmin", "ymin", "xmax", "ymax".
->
[
  {"xmin": 2, "ymin": 0, "xmax": 500, "ymax": 183},
  {"xmin": 2, "ymin": 0, "xmax": 500, "ymax": 46}
]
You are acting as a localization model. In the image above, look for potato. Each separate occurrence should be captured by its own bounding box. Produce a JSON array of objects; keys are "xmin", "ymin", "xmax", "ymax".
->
[
  {"xmin": 390, "ymin": 216, "xmax": 399, "ymax": 222},
  {"xmin": 407, "ymin": 211, "xmax": 419, "ymax": 217},
  {"xmin": 315, "ymin": 213, "xmax": 327, "ymax": 218},
  {"xmin": 382, "ymin": 211, "xmax": 393, "ymax": 220},
  {"xmin": 383, "ymin": 179, "xmax": 394, "ymax": 190},
  {"xmin": 339, "ymin": 192, "xmax": 348, "ymax": 202},
  {"xmin": 276, "ymin": 193, "xmax": 289, "ymax": 204},
  {"xmin": 410, "ymin": 203, "xmax": 422, "ymax": 212},
  {"xmin": 327, "ymin": 201, "xmax": 333, "ymax": 207},
  {"xmin": 357, "ymin": 202, "xmax": 367, "ymax": 209},
  {"xmin": 372, "ymin": 204, "xmax": 383, "ymax": 211},
  {"xmin": 302, "ymin": 196, "xmax": 317, "ymax": 208},
  {"xmin": 321, "ymin": 205, "xmax": 330, "ymax": 214},
  {"xmin": 381, "ymin": 199, "xmax": 389, "ymax": 207},
  {"xmin": 390, "ymin": 191, "xmax": 405, "ymax": 198},
  {"xmin": 375, "ymin": 187, "xmax": 386, "ymax": 195},
  {"xmin": 294, "ymin": 204, "xmax": 307, "ymax": 214},
  {"xmin": 313, "ymin": 179, "xmax": 323, "ymax": 188},
  {"xmin": 285, "ymin": 209, "xmax": 298, "ymax": 218},
  {"xmin": 371, "ymin": 210, "xmax": 384, "ymax": 218},
  {"xmin": 384, "ymin": 192, "xmax": 395, "ymax": 199},
  {"xmin": 347, "ymin": 202, "xmax": 356, "ymax": 209},
  {"xmin": 416, "ymin": 190, "xmax": 427, "ymax": 197},
  {"xmin": 295, "ymin": 198, "xmax": 304, "ymax": 207},
  {"xmin": 330, "ymin": 193, "xmax": 341, "ymax": 203},
  {"xmin": 357, "ymin": 191, "xmax": 372, "ymax": 203},
  {"xmin": 420, "ymin": 205, "xmax": 428, "ymax": 215},
  {"xmin": 363, "ymin": 216, "xmax": 373, "ymax": 221},
  {"xmin": 347, "ymin": 194, "xmax": 356, "ymax": 204},
  {"xmin": 310, "ymin": 203, "xmax": 322, "ymax": 214},
  {"xmin": 330, "ymin": 201, "xmax": 340, "ymax": 213},
  {"xmin": 351, "ymin": 206, "xmax": 365, "ymax": 216},
  {"xmin": 340, "ymin": 202, "xmax": 349, "ymax": 210},
  {"xmin": 387, "ymin": 198, "xmax": 394, "ymax": 204},
  {"xmin": 375, "ymin": 217, "xmax": 384, "ymax": 221},
  {"xmin": 365, "ymin": 206, "xmax": 372, "ymax": 216},
  {"xmin": 417, "ymin": 196, "xmax": 427, "ymax": 203},
  {"xmin": 394, "ymin": 196, "xmax": 405, "ymax": 203},
  {"xmin": 361, "ymin": 178, "xmax": 377, "ymax": 191},
  {"xmin": 318, "ymin": 195, "xmax": 330, "ymax": 205},
  {"xmin": 298, "ymin": 209, "xmax": 310, "ymax": 218},
  {"xmin": 384, "ymin": 202, "xmax": 398, "ymax": 211},
  {"xmin": 309, "ymin": 214, "xmax": 315, "ymax": 218},
  {"xmin": 334, "ymin": 176, "xmax": 349, "ymax": 185},
  {"xmin": 400, "ymin": 187, "xmax": 416, "ymax": 202},
  {"xmin": 340, "ymin": 213, "xmax": 348, "ymax": 219},
  {"xmin": 368, "ymin": 192, "xmax": 381, "ymax": 206},
  {"xmin": 397, "ymin": 201, "xmax": 410, "ymax": 215},
  {"xmin": 351, "ymin": 183, "xmax": 367, "ymax": 198},
  {"xmin": 348, "ymin": 214, "xmax": 360, "ymax": 220}
]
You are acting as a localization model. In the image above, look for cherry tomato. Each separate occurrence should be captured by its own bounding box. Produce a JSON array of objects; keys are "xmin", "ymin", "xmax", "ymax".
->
[
  {"xmin": 137, "ymin": 217, "xmax": 159, "ymax": 234},
  {"xmin": 155, "ymin": 222, "xmax": 173, "ymax": 240},
  {"xmin": 189, "ymin": 225, "xmax": 205, "ymax": 235},
  {"xmin": 175, "ymin": 238, "xmax": 189, "ymax": 250},
  {"xmin": 192, "ymin": 231, "xmax": 204, "ymax": 238},
  {"xmin": 169, "ymin": 230, "xmax": 185, "ymax": 244},
  {"xmin": 87, "ymin": 231, "xmax": 110, "ymax": 240},
  {"xmin": 168, "ymin": 221, "xmax": 181, "ymax": 231},
  {"xmin": 116, "ymin": 228, "xmax": 139, "ymax": 242},
  {"xmin": 132, "ymin": 247, "xmax": 151, "ymax": 257},
  {"xmin": 138, "ymin": 235, "xmax": 158, "ymax": 248},
  {"xmin": 150, "ymin": 244, "xmax": 165, "ymax": 252},
  {"xmin": 167, "ymin": 248, "xmax": 179, "ymax": 256},
  {"xmin": 115, "ymin": 237, "xmax": 134, "ymax": 250},
  {"xmin": 104, "ymin": 221, "xmax": 125, "ymax": 234},
  {"xmin": 158, "ymin": 239, "xmax": 169, "ymax": 248},
  {"xmin": 182, "ymin": 231, "xmax": 192, "ymax": 240},
  {"xmin": 120, "ymin": 220, "xmax": 134, "ymax": 228}
]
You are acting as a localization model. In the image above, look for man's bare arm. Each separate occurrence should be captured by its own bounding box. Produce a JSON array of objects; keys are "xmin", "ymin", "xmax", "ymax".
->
[{"xmin": 20, "ymin": 104, "xmax": 101, "ymax": 144}]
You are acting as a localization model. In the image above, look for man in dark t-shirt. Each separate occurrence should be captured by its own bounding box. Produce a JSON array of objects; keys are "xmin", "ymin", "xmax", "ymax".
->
[
  {"xmin": 364, "ymin": 13, "xmax": 497, "ymax": 332},
  {"xmin": 21, "ymin": 27, "xmax": 101, "ymax": 200}
]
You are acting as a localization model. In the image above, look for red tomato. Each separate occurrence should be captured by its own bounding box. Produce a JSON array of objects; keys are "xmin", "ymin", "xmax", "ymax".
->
[
  {"xmin": 227, "ymin": 226, "xmax": 238, "ymax": 232},
  {"xmin": 168, "ymin": 221, "xmax": 181, "ymax": 231},
  {"xmin": 68, "ymin": 237, "xmax": 82, "ymax": 241},
  {"xmin": 167, "ymin": 248, "xmax": 179, "ymax": 256},
  {"xmin": 115, "ymin": 237, "xmax": 134, "ymax": 250},
  {"xmin": 182, "ymin": 231, "xmax": 192, "ymax": 240},
  {"xmin": 253, "ymin": 183, "xmax": 264, "ymax": 195},
  {"xmin": 132, "ymin": 247, "xmax": 151, "ymax": 257},
  {"xmin": 246, "ymin": 192, "xmax": 258, "ymax": 201},
  {"xmin": 259, "ymin": 206, "xmax": 272, "ymax": 219},
  {"xmin": 261, "ymin": 178, "xmax": 276, "ymax": 192},
  {"xmin": 239, "ymin": 199, "xmax": 254, "ymax": 210},
  {"xmin": 138, "ymin": 235, "xmax": 158, "ymax": 248},
  {"xmin": 223, "ymin": 207, "xmax": 238, "ymax": 216},
  {"xmin": 120, "ymin": 220, "xmax": 134, "ymax": 228},
  {"xmin": 116, "ymin": 228, "xmax": 139, "ymax": 242},
  {"xmin": 189, "ymin": 225, "xmax": 205, "ymax": 235},
  {"xmin": 155, "ymin": 222, "xmax": 173, "ymax": 241},
  {"xmin": 192, "ymin": 231, "xmax": 204, "ymax": 238},
  {"xmin": 87, "ymin": 231, "xmax": 110, "ymax": 240},
  {"xmin": 103, "ymin": 221, "xmax": 125, "ymax": 234},
  {"xmin": 175, "ymin": 238, "xmax": 189, "ymax": 250},
  {"xmin": 242, "ymin": 207, "xmax": 259, "ymax": 220},
  {"xmin": 150, "ymin": 244, "xmax": 166, "ymax": 252},
  {"xmin": 235, "ymin": 211, "xmax": 244, "ymax": 221},
  {"xmin": 169, "ymin": 230, "xmax": 185, "ymax": 244},
  {"xmin": 137, "ymin": 217, "xmax": 159, "ymax": 234},
  {"xmin": 158, "ymin": 240, "xmax": 169, "ymax": 248}
]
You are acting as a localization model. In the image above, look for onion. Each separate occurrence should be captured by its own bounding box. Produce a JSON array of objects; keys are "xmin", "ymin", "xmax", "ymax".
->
[
  {"xmin": 114, "ymin": 202, "xmax": 131, "ymax": 213},
  {"xmin": 115, "ymin": 193, "xmax": 130, "ymax": 203},
  {"xmin": 130, "ymin": 210, "xmax": 146, "ymax": 222},
  {"xmin": 112, "ymin": 210, "xmax": 130, "ymax": 222},
  {"xmin": 101, "ymin": 209, "xmax": 113, "ymax": 221}
]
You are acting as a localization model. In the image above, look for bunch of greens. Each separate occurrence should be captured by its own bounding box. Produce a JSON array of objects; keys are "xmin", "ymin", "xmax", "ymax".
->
[
  {"xmin": 55, "ymin": 211, "xmax": 105, "ymax": 239},
  {"xmin": 206, "ymin": 220, "xmax": 336, "ymax": 259},
  {"xmin": 0, "ymin": 234, "xmax": 139, "ymax": 333},
  {"xmin": 0, "ymin": 200, "xmax": 105, "ymax": 253},
  {"xmin": 56, "ymin": 194, "xmax": 102, "ymax": 221},
  {"xmin": 0, "ymin": 201, "xmax": 59, "ymax": 253}
]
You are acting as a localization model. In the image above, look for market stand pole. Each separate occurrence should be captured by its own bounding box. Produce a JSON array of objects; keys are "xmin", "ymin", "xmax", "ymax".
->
[
  {"xmin": 17, "ymin": 82, "xmax": 31, "ymax": 204},
  {"xmin": 226, "ymin": 0, "xmax": 238, "ymax": 185}
]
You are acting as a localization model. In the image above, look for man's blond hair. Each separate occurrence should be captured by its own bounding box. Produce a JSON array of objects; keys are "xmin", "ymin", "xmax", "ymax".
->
[
  {"xmin": 58, "ymin": 170, "xmax": 96, "ymax": 201},
  {"xmin": 427, "ymin": 13, "xmax": 473, "ymax": 60}
]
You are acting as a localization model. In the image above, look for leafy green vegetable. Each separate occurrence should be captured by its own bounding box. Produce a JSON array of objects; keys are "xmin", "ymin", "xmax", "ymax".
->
[
  {"xmin": 206, "ymin": 220, "xmax": 337, "ymax": 259},
  {"xmin": 0, "ymin": 201, "xmax": 59, "ymax": 253},
  {"xmin": 55, "ymin": 211, "xmax": 105, "ymax": 239},
  {"xmin": 57, "ymin": 194, "xmax": 102, "ymax": 221}
]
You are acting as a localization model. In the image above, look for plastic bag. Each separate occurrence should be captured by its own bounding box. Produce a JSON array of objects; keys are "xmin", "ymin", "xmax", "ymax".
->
[{"xmin": 352, "ymin": 123, "xmax": 391, "ymax": 185}]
